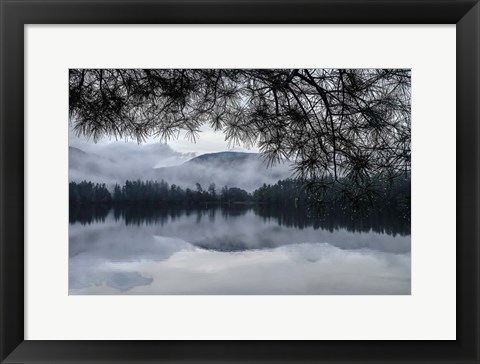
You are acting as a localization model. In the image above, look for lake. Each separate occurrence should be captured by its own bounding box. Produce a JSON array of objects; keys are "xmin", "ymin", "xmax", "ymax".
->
[{"xmin": 69, "ymin": 205, "xmax": 411, "ymax": 295}]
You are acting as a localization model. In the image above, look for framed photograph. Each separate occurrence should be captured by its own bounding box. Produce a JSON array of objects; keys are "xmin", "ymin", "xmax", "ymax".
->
[{"xmin": 1, "ymin": 0, "xmax": 478, "ymax": 363}]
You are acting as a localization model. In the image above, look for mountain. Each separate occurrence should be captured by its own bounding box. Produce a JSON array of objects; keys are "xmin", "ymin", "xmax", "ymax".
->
[
  {"xmin": 69, "ymin": 146, "xmax": 87, "ymax": 157},
  {"xmin": 69, "ymin": 146, "xmax": 293, "ymax": 190},
  {"xmin": 154, "ymin": 151, "xmax": 292, "ymax": 191},
  {"xmin": 186, "ymin": 151, "xmax": 259, "ymax": 164},
  {"xmin": 68, "ymin": 144, "xmax": 183, "ymax": 184}
]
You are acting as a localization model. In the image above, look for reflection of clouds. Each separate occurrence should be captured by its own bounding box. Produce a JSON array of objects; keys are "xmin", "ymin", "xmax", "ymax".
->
[
  {"xmin": 103, "ymin": 271, "xmax": 153, "ymax": 291},
  {"xmin": 71, "ymin": 243, "xmax": 410, "ymax": 295},
  {"xmin": 70, "ymin": 269, "xmax": 153, "ymax": 292},
  {"xmin": 69, "ymin": 212, "xmax": 411, "ymax": 295},
  {"xmin": 69, "ymin": 221, "xmax": 194, "ymax": 292},
  {"xmin": 69, "ymin": 222, "xmax": 192, "ymax": 261}
]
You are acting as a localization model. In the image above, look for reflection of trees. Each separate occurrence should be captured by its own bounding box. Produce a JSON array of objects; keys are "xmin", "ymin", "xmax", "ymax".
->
[
  {"xmin": 110, "ymin": 205, "xmax": 251, "ymax": 226},
  {"xmin": 113, "ymin": 205, "xmax": 187, "ymax": 226},
  {"xmin": 70, "ymin": 204, "xmax": 409, "ymax": 236},
  {"xmin": 219, "ymin": 204, "xmax": 251, "ymax": 218},
  {"xmin": 254, "ymin": 205, "xmax": 410, "ymax": 236},
  {"xmin": 69, "ymin": 204, "xmax": 110, "ymax": 224}
]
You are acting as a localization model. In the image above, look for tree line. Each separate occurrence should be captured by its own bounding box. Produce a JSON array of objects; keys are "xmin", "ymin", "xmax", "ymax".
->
[
  {"xmin": 69, "ymin": 174, "xmax": 410, "ymax": 212},
  {"xmin": 69, "ymin": 180, "xmax": 251, "ymax": 206}
]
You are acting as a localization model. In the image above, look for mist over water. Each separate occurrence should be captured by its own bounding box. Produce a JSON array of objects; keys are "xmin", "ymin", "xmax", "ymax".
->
[{"xmin": 69, "ymin": 206, "xmax": 411, "ymax": 295}]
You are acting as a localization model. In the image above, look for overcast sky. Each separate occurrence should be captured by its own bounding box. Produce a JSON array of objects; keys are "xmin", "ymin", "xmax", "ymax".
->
[{"xmin": 69, "ymin": 124, "xmax": 260, "ymax": 155}]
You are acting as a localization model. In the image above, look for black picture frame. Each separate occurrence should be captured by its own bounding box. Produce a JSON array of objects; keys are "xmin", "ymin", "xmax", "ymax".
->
[{"xmin": 1, "ymin": 1, "xmax": 478, "ymax": 363}]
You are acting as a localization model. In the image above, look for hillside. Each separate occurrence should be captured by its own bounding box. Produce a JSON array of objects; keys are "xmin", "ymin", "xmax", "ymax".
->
[
  {"xmin": 154, "ymin": 151, "xmax": 292, "ymax": 191},
  {"xmin": 69, "ymin": 147, "xmax": 292, "ymax": 191}
]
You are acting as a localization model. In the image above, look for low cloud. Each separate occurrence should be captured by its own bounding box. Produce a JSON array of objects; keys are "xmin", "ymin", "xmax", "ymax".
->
[{"xmin": 70, "ymin": 130, "xmax": 293, "ymax": 190}]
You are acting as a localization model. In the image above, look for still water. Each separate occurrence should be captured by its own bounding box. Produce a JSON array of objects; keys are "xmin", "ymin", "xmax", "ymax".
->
[{"xmin": 69, "ymin": 205, "xmax": 411, "ymax": 295}]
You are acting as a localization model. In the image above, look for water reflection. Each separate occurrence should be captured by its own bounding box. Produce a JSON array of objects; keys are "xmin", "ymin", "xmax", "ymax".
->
[
  {"xmin": 70, "ymin": 204, "xmax": 410, "ymax": 236},
  {"xmin": 69, "ymin": 205, "xmax": 411, "ymax": 295}
]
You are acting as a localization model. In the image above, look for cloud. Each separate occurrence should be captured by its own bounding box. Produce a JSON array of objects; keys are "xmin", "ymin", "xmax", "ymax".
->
[
  {"xmin": 69, "ymin": 125, "xmax": 267, "ymax": 187},
  {"xmin": 69, "ymin": 139, "xmax": 193, "ymax": 185}
]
